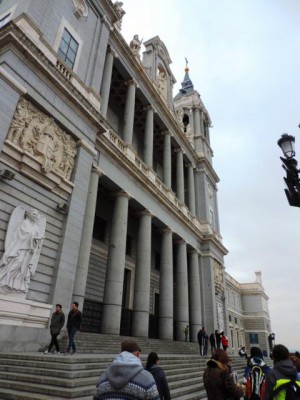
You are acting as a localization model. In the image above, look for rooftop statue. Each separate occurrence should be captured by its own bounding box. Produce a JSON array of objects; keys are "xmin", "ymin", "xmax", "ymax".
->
[
  {"xmin": 130, "ymin": 34, "xmax": 142, "ymax": 58},
  {"xmin": 0, "ymin": 206, "xmax": 46, "ymax": 293}
]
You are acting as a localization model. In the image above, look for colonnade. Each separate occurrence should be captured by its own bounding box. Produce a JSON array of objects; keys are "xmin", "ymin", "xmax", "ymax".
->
[
  {"xmin": 72, "ymin": 165, "xmax": 203, "ymax": 341},
  {"xmin": 99, "ymin": 48, "xmax": 209, "ymax": 219}
]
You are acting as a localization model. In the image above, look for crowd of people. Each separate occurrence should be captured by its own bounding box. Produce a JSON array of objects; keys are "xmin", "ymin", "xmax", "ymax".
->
[
  {"xmin": 197, "ymin": 327, "xmax": 229, "ymax": 355},
  {"xmin": 43, "ymin": 307, "xmax": 300, "ymax": 399},
  {"xmin": 204, "ymin": 344, "xmax": 300, "ymax": 400}
]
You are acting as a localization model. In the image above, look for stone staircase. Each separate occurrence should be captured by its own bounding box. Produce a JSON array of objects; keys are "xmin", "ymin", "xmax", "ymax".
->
[{"xmin": 0, "ymin": 333, "xmax": 247, "ymax": 400}]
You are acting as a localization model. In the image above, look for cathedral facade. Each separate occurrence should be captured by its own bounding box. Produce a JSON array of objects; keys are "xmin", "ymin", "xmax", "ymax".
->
[{"xmin": 0, "ymin": 0, "xmax": 271, "ymax": 352}]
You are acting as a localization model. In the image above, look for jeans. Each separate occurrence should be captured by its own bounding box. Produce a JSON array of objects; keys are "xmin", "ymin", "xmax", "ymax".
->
[
  {"xmin": 66, "ymin": 327, "xmax": 77, "ymax": 353},
  {"xmin": 48, "ymin": 333, "xmax": 59, "ymax": 352}
]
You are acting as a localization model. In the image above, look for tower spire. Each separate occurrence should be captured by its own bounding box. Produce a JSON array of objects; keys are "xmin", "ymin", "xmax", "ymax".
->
[{"xmin": 179, "ymin": 58, "xmax": 194, "ymax": 95}]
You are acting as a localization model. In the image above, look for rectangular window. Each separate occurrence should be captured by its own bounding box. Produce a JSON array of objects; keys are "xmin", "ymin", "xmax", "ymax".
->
[
  {"xmin": 154, "ymin": 252, "xmax": 161, "ymax": 271},
  {"xmin": 229, "ymin": 315, "xmax": 231, "ymax": 322},
  {"xmin": 0, "ymin": 13, "xmax": 11, "ymax": 29},
  {"xmin": 126, "ymin": 235, "xmax": 132, "ymax": 256},
  {"xmin": 93, "ymin": 216, "xmax": 107, "ymax": 242},
  {"xmin": 235, "ymin": 317, "xmax": 238, "ymax": 324},
  {"xmin": 58, "ymin": 28, "xmax": 79, "ymax": 69},
  {"xmin": 249, "ymin": 333, "xmax": 259, "ymax": 344}
]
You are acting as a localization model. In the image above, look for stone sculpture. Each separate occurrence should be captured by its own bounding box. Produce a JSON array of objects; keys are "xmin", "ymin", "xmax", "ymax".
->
[
  {"xmin": 130, "ymin": 34, "xmax": 142, "ymax": 58},
  {"xmin": 0, "ymin": 206, "xmax": 46, "ymax": 293},
  {"xmin": 7, "ymin": 97, "xmax": 77, "ymax": 181}
]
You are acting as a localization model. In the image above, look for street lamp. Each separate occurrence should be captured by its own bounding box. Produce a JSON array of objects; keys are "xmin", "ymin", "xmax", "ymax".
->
[{"xmin": 277, "ymin": 133, "xmax": 300, "ymax": 207}]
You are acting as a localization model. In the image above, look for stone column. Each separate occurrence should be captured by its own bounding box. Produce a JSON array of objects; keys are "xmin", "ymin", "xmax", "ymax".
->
[
  {"xmin": 187, "ymin": 163, "xmax": 196, "ymax": 215},
  {"xmin": 132, "ymin": 211, "xmax": 153, "ymax": 337},
  {"xmin": 101, "ymin": 191, "xmax": 130, "ymax": 334},
  {"xmin": 193, "ymin": 107, "xmax": 202, "ymax": 153},
  {"xmin": 72, "ymin": 165, "xmax": 102, "ymax": 310},
  {"xmin": 51, "ymin": 140, "xmax": 97, "ymax": 312},
  {"xmin": 143, "ymin": 105, "xmax": 154, "ymax": 167},
  {"xmin": 175, "ymin": 240, "xmax": 189, "ymax": 341},
  {"xmin": 159, "ymin": 228, "xmax": 173, "ymax": 340},
  {"xmin": 123, "ymin": 79, "xmax": 137, "ymax": 145},
  {"xmin": 189, "ymin": 250, "xmax": 202, "ymax": 342},
  {"xmin": 100, "ymin": 48, "xmax": 115, "ymax": 117},
  {"xmin": 163, "ymin": 131, "xmax": 172, "ymax": 188},
  {"xmin": 176, "ymin": 148, "xmax": 185, "ymax": 202}
]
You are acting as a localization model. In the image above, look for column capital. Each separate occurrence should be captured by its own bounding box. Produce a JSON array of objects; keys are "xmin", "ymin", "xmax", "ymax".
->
[
  {"xmin": 174, "ymin": 238, "xmax": 187, "ymax": 245},
  {"xmin": 106, "ymin": 45, "xmax": 117, "ymax": 58},
  {"xmin": 124, "ymin": 79, "xmax": 138, "ymax": 88},
  {"xmin": 114, "ymin": 189, "xmax": 131, "ymax": 199},
  {"xmin": 185, "ymin": 161, "xmax": 195, "ymax": 169},
  {"xmin": 188, "ymin": 248, "xmax": 200, "ymax": 255},
  {"xmin": 135, "ymin": 209, "xmax": 153, "ymax": 218},
  {"xmin": 174, "ymin": 147, "xmax": 183, "ymax": 154},
  {"xmin": 143, "ymin": 104, "xmax": 156, "ymax": 113},
  {"xmin": 92, "ymin": 164, "xmax": 103, "ymax": 176},
  {"xmin": 159, "ymin": 226, "xmax": 173, "ymax": 235},
  {"xmin": 162, "ymin": 130, "xmax": 172, "ymax": 137}
]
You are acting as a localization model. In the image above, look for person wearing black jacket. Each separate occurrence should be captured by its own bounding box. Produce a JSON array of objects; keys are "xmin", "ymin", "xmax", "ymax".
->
[
  {"xmin": 146, "ymin": 352, "xmax": 171, "ymax": 400},
  {"xmin": 65, "ymin": 301, "xmax": 82, "ymax": 355}
]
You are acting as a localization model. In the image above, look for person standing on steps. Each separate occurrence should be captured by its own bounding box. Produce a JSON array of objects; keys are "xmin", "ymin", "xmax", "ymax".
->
[
  {"xmin": 184, "ymin": 325, "xmax": 189, "ymax": 342},
  {"xmin": 65, "ymin": 301, "xmax": 82, "ymax": 355},
  {"xmin": 209, "ymin": 332, "xmax": 216, "ymax": 355},
  {"xmin": 44, "ymin": 304, "xmax": 65, "ymax": 354}
]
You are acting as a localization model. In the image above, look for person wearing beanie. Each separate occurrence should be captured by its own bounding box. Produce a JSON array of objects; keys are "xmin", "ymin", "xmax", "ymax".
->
[{"xmin": 93, "ymin": 340, "xmax": 159, "ymax": 400}]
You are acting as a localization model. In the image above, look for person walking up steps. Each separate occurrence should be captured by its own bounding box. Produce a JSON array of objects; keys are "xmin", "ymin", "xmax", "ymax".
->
[{"xmin": 146, "ymin": 352, "xmax": 171, "ymax": 400}]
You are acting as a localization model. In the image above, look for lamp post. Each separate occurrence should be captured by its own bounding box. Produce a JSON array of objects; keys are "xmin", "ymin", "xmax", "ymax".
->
[{"xmin": 277, "ymin": 133, "xmax": 300, "ymax": 207}]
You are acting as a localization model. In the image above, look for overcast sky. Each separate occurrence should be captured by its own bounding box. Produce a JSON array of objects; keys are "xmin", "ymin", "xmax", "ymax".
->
[{"xmin": 121, "ymin": 0, "xmax": 300, "ymax": 350}]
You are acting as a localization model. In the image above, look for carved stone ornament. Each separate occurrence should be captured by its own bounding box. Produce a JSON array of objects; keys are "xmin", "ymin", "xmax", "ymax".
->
[
  {"xmin": 6, "ymin": 97, "xmax": 77, "ymax": 181},
  {"xmin": 214, "ymin": 261, "xmax": 224, "ymax": 295},
  {"xmin": 72, "ymin": 0, "xmax": 89, "ymax": 18},
  {"xmin": 0, "ymin": 206, "xmax": 46, "ymax": 294}
]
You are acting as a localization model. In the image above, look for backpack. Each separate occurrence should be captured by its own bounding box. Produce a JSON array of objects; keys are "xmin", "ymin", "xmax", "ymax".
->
[
  {"xmin": 246, "ymin": 365, "xmax": 267, "ymax": 400},
  {"xmin": 273, "ymin": 379, "xmax": 300, "ymax": 400}
]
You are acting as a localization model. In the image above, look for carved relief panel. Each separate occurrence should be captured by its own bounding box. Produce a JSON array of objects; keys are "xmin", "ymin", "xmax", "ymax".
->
[
  {"xmin": 1, "ymin": 97, "xmax": 77, "ymax": 198},
  {"xmin": 214, "ymin": 260, "xmax": 224, "ymax": 295}
]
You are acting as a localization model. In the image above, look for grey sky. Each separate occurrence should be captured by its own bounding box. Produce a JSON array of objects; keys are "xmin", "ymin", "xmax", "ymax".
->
[{"xmin": 121, "ymin": 0, "xmax": 300, "ymax": 350}]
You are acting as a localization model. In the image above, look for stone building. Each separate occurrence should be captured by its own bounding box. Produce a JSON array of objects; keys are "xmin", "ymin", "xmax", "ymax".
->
[
  {"xmin": 0, "ymin": 0, "xmax": 271, "ymax": 352},
  {"xmin": 226, "ymin": 271, "xmax": 272, "ymax": 355}
]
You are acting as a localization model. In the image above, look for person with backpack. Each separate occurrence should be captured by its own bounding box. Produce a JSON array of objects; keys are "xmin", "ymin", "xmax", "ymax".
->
[
  {"xmin": 265, "ymin": 344, "xmax": 300, "ymax": 400},
  {"xmin": 243, "ymin": 346, "xmax": 271, "ymax": 400}
]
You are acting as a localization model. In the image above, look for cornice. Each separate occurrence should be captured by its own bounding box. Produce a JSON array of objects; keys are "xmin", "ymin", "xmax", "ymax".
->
[{"xmin": 0, "ymin": 21, "xmax": 102, "ymax": 127}]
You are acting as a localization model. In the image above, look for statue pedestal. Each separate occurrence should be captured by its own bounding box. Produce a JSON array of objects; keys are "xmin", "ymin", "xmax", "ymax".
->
[{"xmin": 0, "ymin": 292, "xmax": 52, "ymax": 328}]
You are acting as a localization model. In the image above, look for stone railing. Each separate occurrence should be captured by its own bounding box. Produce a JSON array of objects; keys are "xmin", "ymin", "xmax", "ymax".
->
[{"xmin": 102, "ymin": 129, "xmax": 207, "ymax": 235}]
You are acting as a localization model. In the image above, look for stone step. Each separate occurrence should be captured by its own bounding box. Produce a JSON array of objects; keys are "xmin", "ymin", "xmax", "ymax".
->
[{"xmin": 0, "ymin": 379, "xmax": 95, "ymax": 398}]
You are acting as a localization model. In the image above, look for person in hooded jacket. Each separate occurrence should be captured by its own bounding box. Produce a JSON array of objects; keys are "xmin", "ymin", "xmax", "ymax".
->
[
  {"xmin": 203, "ymin": 349, "xmax": 244, "ymax": 400},
  {"xmin": 146, "ymin": 352, "xmax": 171, "ymax": 400},
  {"xmin": 265, "ymin": 344, "xmax": 299, "ymax": 400},
  {"xmin": 243, "ymin": 346, "xmax": 271, "ymax": 399},
  {"xmin": 93, "ymin": 340, "xmax": 159, "ymax": 400}
]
